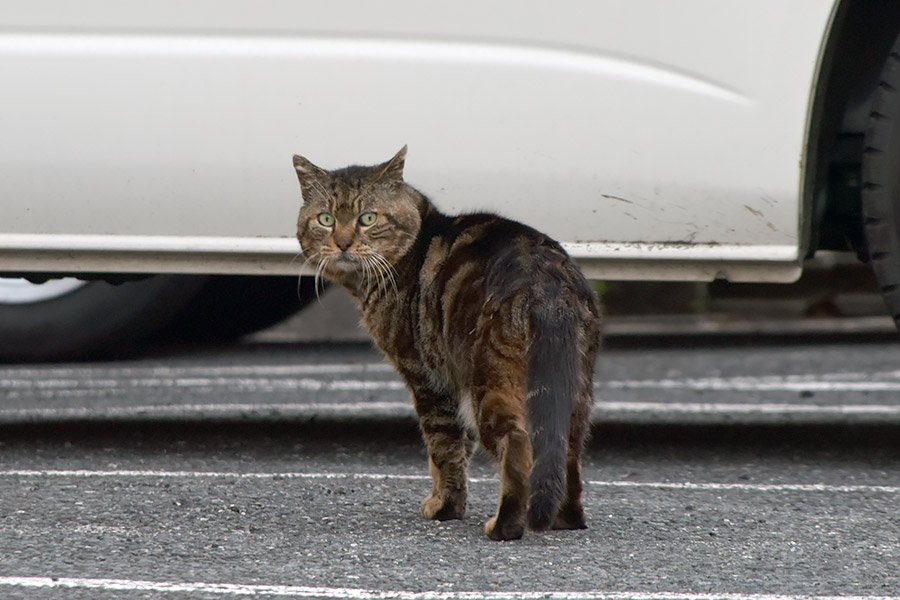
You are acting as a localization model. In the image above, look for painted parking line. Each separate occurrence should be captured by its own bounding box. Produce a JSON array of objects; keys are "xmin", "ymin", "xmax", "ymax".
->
[
  {"xmin": 3, "ymin": 469, "xmax": 899, "ymax": 495},
  {"xmin": 6, "ymin": 369, "xmax": 900, "ymax": 395},
  {"xmin": 0, "ymin": 577, "xmax": 896, "ymax": 600},
  {"xmin": 605, "ymin": 375, "xmax": 900, "ymax": 392},
  {"xmin": 4, "ymin": 400, "xmax": 900, "ymax": 423},
  {"xmin": 0, "ymin": 401, "xmax": 413, "ymax": 421},
  {"xmin": 0, "ymin": 377, "xmax": 407, "ymax": 394},
  {"xmin": 5, "ymin": 366, "xmax": 900, "ymax": 423},
  {"xmin": 599, "ymin": 401, "xmax": 900, "ymax": 415},
  {"xmin": 0, "ymin": 363, "xmax": 395, "ymax": 379},
  {"xmin": 5, "ymin": 400, "xmax": 900, "ymax": 423}
]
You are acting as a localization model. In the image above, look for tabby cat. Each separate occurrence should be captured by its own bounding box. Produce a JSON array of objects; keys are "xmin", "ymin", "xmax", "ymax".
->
[{"xmin": 292, "ymin": 146, "xmax": 601, "ymax": 541}]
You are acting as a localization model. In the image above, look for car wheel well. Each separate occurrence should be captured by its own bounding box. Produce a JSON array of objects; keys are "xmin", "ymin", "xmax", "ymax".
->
[{"xmin": 806, "ymin": 0, "xmax": 900, "ymax": 258}]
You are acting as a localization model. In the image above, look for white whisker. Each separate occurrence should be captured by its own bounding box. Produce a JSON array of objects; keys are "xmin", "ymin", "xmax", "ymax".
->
[
  {"xmin": 370, "ymin": 258, "xmax": 380, "ymax": 294},
  {"xmin": 293, "ymin": 248, "xmax": 323, "ymax": 301},
  {"xmin": 369, "ymin": 251, "xmax": 400, "ymax": 303},
  {"xmin": 313, "ymin": 256, "xmax": 330, "ymax": 302},
  {"xmin": 297, "ymin": 249, "xmax": 320, "ymax": 274},
  {"xmin": 360, "ymin": 254, "xmax": 373, "ymax": 296},
  {"xmin": 370, "ymin": 255, "xmax": 388, "ymax": 299},
  {"xmin": 288, "ymin": 250, "xmax": 306, "ymax": 267}
]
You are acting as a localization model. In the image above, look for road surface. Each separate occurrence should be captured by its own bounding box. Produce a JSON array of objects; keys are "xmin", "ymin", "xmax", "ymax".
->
[{"xmin": 1, "ymin": 336, "xmax": 899, "ymax": 599}]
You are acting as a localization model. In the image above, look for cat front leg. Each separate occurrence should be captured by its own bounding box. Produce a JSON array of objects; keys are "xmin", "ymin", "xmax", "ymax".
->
[{"xmin": 412, "ymin": 389, "xmax": 473, "ymax": 521}]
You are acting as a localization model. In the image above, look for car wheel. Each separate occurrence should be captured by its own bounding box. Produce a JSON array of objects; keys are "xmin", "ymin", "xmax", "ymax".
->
[
  {"xmin": 152, "ymin": 275, "xmax": 319, "ymax": 343},
  {"xmin": 0, "ymin": 275, "xmax": 209, "ymax": 362},
  {"xmin": 862, "ymin": 32, "xmax": 900, "ymax": 330}
]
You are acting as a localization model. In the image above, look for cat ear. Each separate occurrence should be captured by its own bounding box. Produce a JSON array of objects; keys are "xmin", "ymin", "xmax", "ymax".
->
[
  {"xmin": 371, "ymin": 145, "xmax": 407, "ymax": 183},
  {"xmin": 293, "ymin": 154, "xmax": 328, "ymax": 181},
  {"xmin": 292, "ymin": 155, "xmax": 329, "ymax": 201}
]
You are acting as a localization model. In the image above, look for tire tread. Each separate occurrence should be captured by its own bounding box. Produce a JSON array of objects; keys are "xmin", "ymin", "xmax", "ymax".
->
[{"xmin": 862, "ymin": 32, "xmax": 900, "ymax": 331}]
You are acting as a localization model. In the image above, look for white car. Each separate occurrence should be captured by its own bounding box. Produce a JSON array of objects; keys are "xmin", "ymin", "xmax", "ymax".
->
[{"xmin": 2, "ymin": 1, "xmax": 899, "ymax": 360}]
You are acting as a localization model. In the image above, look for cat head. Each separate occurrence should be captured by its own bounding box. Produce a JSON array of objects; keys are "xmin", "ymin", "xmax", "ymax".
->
[{"xmin": 292, "ymin": 146, "xmax": 422, "ymax": 285}]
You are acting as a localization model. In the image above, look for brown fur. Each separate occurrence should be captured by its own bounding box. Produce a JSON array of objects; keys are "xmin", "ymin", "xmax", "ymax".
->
[{"xmin": 293, "ymin": 146, "xmax": 602, "ymax": 540}]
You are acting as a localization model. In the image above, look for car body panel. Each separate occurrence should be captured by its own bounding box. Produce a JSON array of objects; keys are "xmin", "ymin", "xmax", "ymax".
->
[{"xmin": 0, "ymin": 0, "xmax": 837, "ymax": 281}]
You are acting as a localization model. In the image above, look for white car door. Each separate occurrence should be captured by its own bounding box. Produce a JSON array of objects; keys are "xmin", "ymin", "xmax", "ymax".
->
[{"xmin": 0, "ymin": 0, "xmax": 836, "ymax": 282}]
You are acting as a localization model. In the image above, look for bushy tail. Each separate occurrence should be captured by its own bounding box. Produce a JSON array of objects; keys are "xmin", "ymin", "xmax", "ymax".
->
[{"xmin": 526, "ymin": 305, "xmax": 578, "ymax": 531}]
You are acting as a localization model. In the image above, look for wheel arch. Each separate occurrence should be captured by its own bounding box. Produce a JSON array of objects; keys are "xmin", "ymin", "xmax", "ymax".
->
[{"xmin": 804, "ymin": 0, "xmax": 900, "ymax": 258}]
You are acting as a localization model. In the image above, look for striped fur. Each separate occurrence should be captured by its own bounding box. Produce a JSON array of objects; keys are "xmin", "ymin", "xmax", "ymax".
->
[{"xmin": 293, "ymin": 147, "xmax": 602, "ymax": 540}]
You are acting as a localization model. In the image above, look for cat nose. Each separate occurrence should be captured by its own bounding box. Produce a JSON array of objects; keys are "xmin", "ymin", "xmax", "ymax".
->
[{"xmin": 334, "ymin": 235, "xmax": 353, "ymax": 251}]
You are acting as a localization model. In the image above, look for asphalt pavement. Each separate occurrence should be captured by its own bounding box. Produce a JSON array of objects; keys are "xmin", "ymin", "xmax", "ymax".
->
[
  {"xmin": 2, "ymin": 334, "xmax": 900, "ymax": 599},
  {"xmin": 3, "ymin": 336, "xmax": 900, "ymax": 426}
]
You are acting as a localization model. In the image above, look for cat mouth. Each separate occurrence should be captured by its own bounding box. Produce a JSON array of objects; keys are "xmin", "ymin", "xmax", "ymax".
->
[{"xmin": 328, "ymin": 254, "xmax": 358, "ymax": 272}]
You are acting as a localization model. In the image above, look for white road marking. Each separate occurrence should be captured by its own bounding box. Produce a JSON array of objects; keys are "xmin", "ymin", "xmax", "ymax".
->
[
  {"xmin": 6, "ymin": 368, "xmax": 900, "ymax": 396},
  {"xmin": 599, "ymin": 401, "xmax": 900, "ymax": 415},
  {"xmin": 606, "ymin": 376, "xmax": 900, "ymax": 393},
  {"xmin": 2, "ymin": 469, "xmax": 898, "ymax": 494},
  {"xmin": 0, "ymin": 363, "xmax": 394, "ymax": 378},
  {"xmin": 3, "ymin": 400, "xmax": 900, "ymax": 422},
  {"xmin": 0, "ymin": 401, "xmax": 413, "ymax": 420},
  {"xmin": 0, "ymin": 376, "xmax": 407, "ymax": 394},
  {"xmin": 595, "ymin": 480, "xmax": 900, "ymax": 493},
  {"xmin": 0, "ymin": 469, "xmax": 428, "ymax": 481},
  {"xmin": 4, "ymin": 365, "xmax": 900, "ymax": 421},
  {"xmin": 0, "ymin": 577, "xmax": 896, "ymax": 600}
]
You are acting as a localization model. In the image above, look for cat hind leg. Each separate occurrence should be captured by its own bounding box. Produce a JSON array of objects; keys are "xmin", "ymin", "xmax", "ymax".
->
[
  {"xmin": 551, "ymin": 444, "xmax": 587, "ymax": 530},
  {"xmin": 552, "ymin": 348, "xmax": 596, "ymax": 530},
  {"xmin": 479, "ymin": 389, "xmax": 532, "ymax": 541}
]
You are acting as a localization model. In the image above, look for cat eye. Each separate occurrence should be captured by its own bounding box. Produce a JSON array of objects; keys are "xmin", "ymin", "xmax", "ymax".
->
[
  {"xmin": 358, "ymin": 212, "xmax": 377, "ymax": 226},
  {"xmin": 317, "ymin": 212, "xmax": 335, "ymax": 227}
]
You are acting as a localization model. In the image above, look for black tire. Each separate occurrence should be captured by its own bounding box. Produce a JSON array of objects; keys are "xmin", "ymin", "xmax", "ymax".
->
[
  {"xmin": 863, "ymin": 34, "xmax": 900, "ymax": 330},
  {"xmin": 153, "ymin": 275, "xmax": 319, "ymax": 343},
  {"xmin": 0, "ymin": 275, "xmax": 210, "ymax": 363}
]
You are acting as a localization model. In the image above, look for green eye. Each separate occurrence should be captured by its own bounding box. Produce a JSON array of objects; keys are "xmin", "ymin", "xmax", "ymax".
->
[
  {"xmin": 317, "ymin": 212, "xmax": 335, "ymax": 227},
  {"xmin": 358, "ymin": 212, "xmax": 377, "ymax": 226}
]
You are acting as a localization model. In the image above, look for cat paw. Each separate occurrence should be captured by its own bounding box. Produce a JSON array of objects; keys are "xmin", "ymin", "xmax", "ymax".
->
[
  {"xmin": 484, "ymin": 516, "xmax": 525, "ymax": 541},
  {"xmin": 421, "ymin": 494, "xmax": 465, "ymax": 521},
  {"xmin": 551, "ymin": 505, "xmax": 587, "ymax": 530}
]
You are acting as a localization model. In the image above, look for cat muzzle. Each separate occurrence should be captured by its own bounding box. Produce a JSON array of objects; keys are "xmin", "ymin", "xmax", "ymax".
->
[{"xmin": 330, "ymin": 253, "xmax": 358, "ymax": 272}]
